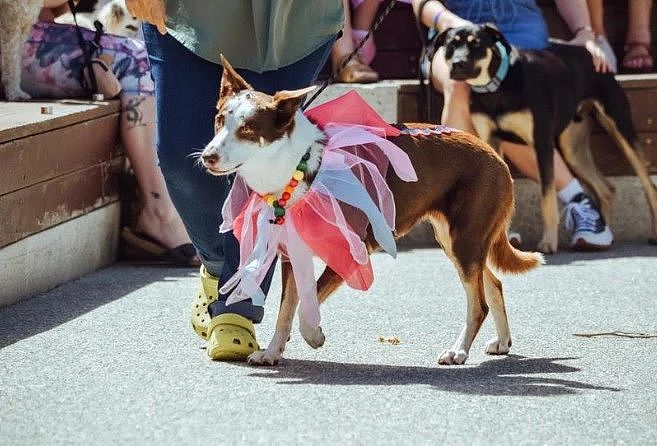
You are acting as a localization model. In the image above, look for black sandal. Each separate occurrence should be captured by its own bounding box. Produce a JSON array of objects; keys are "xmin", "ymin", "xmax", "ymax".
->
[{"xmin": 120, "ymin": 227, "xmax": 201, "ymax": 267}]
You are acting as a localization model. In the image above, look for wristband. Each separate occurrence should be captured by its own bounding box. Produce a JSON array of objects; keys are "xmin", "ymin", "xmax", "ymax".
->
[{"xmin": 432, "ymin": 8, "xmax": 445, "ymax": 30}]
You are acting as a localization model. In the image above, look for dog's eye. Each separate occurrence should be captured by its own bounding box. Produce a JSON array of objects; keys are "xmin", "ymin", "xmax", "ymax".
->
[{"xmin": 126, "ymin": 24, "xmax": 138, "ymax": 32}]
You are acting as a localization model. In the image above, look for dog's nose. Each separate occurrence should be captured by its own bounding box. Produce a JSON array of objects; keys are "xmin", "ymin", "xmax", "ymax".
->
[
  {"xmin": 202, "ymin": 153, "xmax": 219, "ymax": 166},
  {"xmin": 452, "ymin": 60, "xmax": 469, "ymax": 71}
]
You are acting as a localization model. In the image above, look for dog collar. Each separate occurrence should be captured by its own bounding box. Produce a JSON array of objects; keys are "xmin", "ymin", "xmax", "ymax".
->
[
  {"xmin": 260, "ymin": 149, "xmax": 311, "ymax": 225},
  {"xmin": 470, "ymin": 41, "xmax": 509, "ymax": 94}
]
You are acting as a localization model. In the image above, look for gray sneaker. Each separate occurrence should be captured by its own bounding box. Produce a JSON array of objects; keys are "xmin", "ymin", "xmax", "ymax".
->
[{"xmin": 563, "ymin": 193, "xmax": 613, "ymax": 250}]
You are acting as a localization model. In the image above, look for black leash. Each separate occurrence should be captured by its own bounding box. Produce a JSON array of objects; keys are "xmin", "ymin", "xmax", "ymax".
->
[
  {"xmin": 301, "ymin": 0, "xmax": 398, "ymax": 111},
  {"xmin": 67, "ymin": 0, "xmax": 101, "ymax": 97}
]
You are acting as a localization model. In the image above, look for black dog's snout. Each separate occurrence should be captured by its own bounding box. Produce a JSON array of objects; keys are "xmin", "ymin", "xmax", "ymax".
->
[
  {"xmin": 449, "ymin": 55, "xmax": 476, "ymax": 80},
  {"xmin": 452, "ymin": 60, "xmax": 470, "ymax": 71}
]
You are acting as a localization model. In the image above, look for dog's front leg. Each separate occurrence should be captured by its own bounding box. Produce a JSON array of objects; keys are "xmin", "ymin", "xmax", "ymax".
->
[
  {"xmin": 438, "ymin": 269, "xmax": 489, "ymax": 365},
  {"xmin": 298, "ymin": 267, "xmax": 344, "ymax": 348},
  {"xmin": 247, "ymin": 261, "xmax": 298, "ymax": 366}
]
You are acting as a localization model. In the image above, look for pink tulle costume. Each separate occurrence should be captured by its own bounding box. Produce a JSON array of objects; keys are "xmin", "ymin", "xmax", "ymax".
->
[{"xmin": 219, "ymin": 91, "xmax": 450, "ymax": 329}]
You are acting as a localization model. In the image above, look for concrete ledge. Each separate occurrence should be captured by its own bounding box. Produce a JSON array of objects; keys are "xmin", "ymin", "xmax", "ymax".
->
[
  {"xmin": 0, "ymin": 203, "xmax": 120, "ymax": 307},
  {"xmin": 315, "ymin": 80, "xmax": 413, "ymax": 123}
]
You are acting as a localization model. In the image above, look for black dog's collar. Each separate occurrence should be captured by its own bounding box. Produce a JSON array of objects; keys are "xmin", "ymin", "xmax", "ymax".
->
[{"xmin": 470, "ymin": 41, "xmax": 510, "ymax": 94}]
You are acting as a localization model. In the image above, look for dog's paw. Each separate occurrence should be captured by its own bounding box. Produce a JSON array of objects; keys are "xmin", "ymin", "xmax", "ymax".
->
[
  {"xmin": 438, "ymin": 349, "xmax": 469, "ymax": 365},
  {"xmin": 5, "ymin": 87, "xmax": 31, "ymax": 101},
  {"xmin": 299, "ymin": 320, "xmax": 325, "ymax": 349},
  {"xmin": 247, "ymin": 349, "xmax": 282, "ymax": 366},
  {"xmin": 537, "ymin": 236, "xmax": 558, "ymax": 254},
  {"xmin": 485, "ymin": 337, "xmax": 511, "ymax": 355}
]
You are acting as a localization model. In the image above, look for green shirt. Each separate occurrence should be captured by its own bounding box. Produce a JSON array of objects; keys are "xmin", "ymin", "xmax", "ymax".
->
[{"xmin": 166, "ymin": 1, "xmax": 344, "ymax": 72}]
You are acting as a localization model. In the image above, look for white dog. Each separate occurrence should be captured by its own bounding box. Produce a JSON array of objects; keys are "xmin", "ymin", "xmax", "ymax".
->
[{"xmin": 57, "ymin": 0, "xmax": 139, "ymax": 38}]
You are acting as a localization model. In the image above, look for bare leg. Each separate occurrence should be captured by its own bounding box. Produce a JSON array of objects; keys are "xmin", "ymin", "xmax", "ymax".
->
[
  {"xmin": 502, "ymin": 142, "xmax": 575, "ymax": 190},
  {"xmin": 623, "ymin": 0, "xmax": 654, "ymax": 70},
  {"xmin": 351, "ymin": 0, "xmax": 381, "ymax": 65},
  {"xmin": 431, "ymin": 47, "xmax": 476, "ymax": 133},
  {"xmin": 120, "ymin": 95, "xmax": 194, "ymax": 250},
  {"xmin": 331, "ymin": 0, "xmax": 378, "ymax": 82}
]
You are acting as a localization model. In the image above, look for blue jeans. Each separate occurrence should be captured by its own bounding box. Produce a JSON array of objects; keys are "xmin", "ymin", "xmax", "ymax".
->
[{"xmin": 143, "ymin": 25, "xmax": 334, "ymax": 323}]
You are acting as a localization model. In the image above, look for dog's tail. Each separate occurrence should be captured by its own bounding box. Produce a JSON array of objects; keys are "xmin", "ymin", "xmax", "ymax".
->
[{"xmin": 488, "ymin": 227, "xmax": 544, "ymax": 274}]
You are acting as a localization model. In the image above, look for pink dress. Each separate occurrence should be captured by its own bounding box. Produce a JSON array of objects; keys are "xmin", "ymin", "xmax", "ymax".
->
[{"xmin": 219, "ymin": 91, "xmax": 418, "ymax": 328}]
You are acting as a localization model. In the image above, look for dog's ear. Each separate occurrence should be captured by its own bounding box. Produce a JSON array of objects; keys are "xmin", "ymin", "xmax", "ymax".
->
[
  {"xmin": 433, "ymin": 28, "xmax": 451, "ymax": 49},
  {"xmin": 481, "ymin": 23, "xmax": 512, "ymax": 54},
  {"xmin": 219, "ymin": 54, "xmax": 253, "ymax": 98},
  {"xmin": 111, "ymin": 2, "xmax": 125, "ymax": 20},
  {"xmin": 272, "ymin": 86, "xmax": 316, "ymax": 129}
]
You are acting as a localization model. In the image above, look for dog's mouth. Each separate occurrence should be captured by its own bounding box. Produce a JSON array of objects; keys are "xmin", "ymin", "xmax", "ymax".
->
[
  {"xmin": 205, "ymin": 163, "xmax": 243, "ymax": 176},
  {"xmin": 449, "ymin": 64, "xmax": 481, "ymax": 81}
]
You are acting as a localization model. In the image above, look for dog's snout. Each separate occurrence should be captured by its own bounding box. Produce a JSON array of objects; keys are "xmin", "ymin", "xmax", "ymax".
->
[
  {"xmin": 449, "ymin": 58, "xmax": 476, "ymax": 80},
  {"xmin": 202, "ymin": 152, "xmax": 219, "ymax": 166}
]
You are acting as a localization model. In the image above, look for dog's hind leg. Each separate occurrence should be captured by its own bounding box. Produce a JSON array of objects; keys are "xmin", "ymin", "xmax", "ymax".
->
[
  {"xmin": 558, "ymin": 112, "xmax": 615, "ymax": 222},
  {"xmin": 0, "ymin": 21, "xmax": 33, "ymax": 100},
  {"xmin": 431, "ymin": 213, "xmax": 489, "ymax": 365},
  {"xmin": 247, "ymin": 261, "xmax": 298, "ymax": 366},
  {"xmin": 298, "ymin": 266, "xmax": 344, "ymax": 349},
  {"xmin": 591, "ymin": 97, "xmax": 657, "ymax": 243},
  {"xmin": 482, "ymin": 266, "xmax": 512, "ymax": 355}
]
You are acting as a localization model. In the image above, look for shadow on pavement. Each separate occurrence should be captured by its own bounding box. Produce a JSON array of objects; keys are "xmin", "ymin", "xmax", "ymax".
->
[
  {"xmin": 541, "ymin": 241, "xmax": 657, "ymax": 265},
  {"xmin": 245, "ymin": 354, "xmax": 621, "ymax": 396},
  {"xmin": 0, "ymin": 263, "xmax": 194, "ymax": 349}
]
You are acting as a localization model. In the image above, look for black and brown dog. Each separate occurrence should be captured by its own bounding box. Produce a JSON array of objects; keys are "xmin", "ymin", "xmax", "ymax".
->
[{"xmin": 430, "ymin": 23, "xmax": 657, "ymax": 253}]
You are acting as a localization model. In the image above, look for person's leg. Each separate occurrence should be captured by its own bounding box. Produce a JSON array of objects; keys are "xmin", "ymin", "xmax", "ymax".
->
[
  {"xmin": 623, "ymin": 0, "xmax": 654, "ymax": 70},
  {"xmin": 143, "ymin": 25, "xmax": 269, "ymax": 324},
  {"xmin": 119, "ymin": 95, "xmax": 194, "ymax": 252},
  {"xmin": 332, "ymin": 0, "xmax": 378, "ymax": 83},
  {"xmin": 502, "ymin": 142, "xmax": 612, "ymax": 249},
  {"xmin": 351, "ymin": 0, "xmax": 380, "ymax": 65},
  {"xmin": 144, "ymin": 23, "xmax": 334, "ymax": 330},
  {"xmin": 501, "ymin": 142, "xmax": 574, "ymax": 189},
  {"xmin": 430, "ymin": 47, "xmax": 475, "ymax": 133}
]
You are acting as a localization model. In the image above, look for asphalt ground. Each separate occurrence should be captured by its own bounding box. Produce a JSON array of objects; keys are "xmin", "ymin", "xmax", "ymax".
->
[{"xmin": 1, "ymin": 242, "xmax": 656, "ymax": 445}]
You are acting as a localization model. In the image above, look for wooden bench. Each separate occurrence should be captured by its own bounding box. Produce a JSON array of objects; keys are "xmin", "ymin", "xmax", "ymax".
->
[{"xmin": 0, "ymin": 100, "xmax": 123, "ymax": 306}]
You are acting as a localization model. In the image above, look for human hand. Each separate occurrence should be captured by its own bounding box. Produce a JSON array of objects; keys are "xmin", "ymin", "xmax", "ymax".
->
[
  {"xmin": 569, "ymin": 28, "xmax": 614, "ymax": 73},
  {"xmin": 126, "ymin": 0, "xmax": 167, "ymax": 34}
]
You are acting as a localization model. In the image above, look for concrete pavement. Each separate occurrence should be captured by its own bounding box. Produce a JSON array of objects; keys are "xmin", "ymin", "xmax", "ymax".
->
[{"xmin": 1, "ymin": 243, "xmax": 657, "ymax": 445}]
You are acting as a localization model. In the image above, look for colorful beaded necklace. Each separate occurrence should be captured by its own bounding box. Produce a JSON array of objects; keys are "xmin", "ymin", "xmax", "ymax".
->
[{"xmin": 260, "ymin": 150, "xmax": 311, "ymax": 225}]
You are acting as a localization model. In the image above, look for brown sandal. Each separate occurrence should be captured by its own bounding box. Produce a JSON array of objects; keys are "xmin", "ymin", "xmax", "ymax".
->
[
  {"xmin": 335, "ymin": 57, "xmax": 379, "ymax": 84},
  {"xmin": 622, "ymin": 42, "xmax": 654, "ymax": 72}
]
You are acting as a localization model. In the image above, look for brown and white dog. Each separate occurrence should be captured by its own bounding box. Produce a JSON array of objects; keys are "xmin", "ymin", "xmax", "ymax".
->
[{"xmin": 200, "ymin": 56, "xmax": 543, "ymax": 366}]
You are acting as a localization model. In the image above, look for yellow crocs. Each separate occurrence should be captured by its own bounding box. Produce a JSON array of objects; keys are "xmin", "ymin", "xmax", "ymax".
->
[
  {"xmin": 206, "ymin": 313, "xmax": 260, "ymax": 361},
  {"xmin": 191, "ymin": 265, "xmax": 219, "ymax": 339}
]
